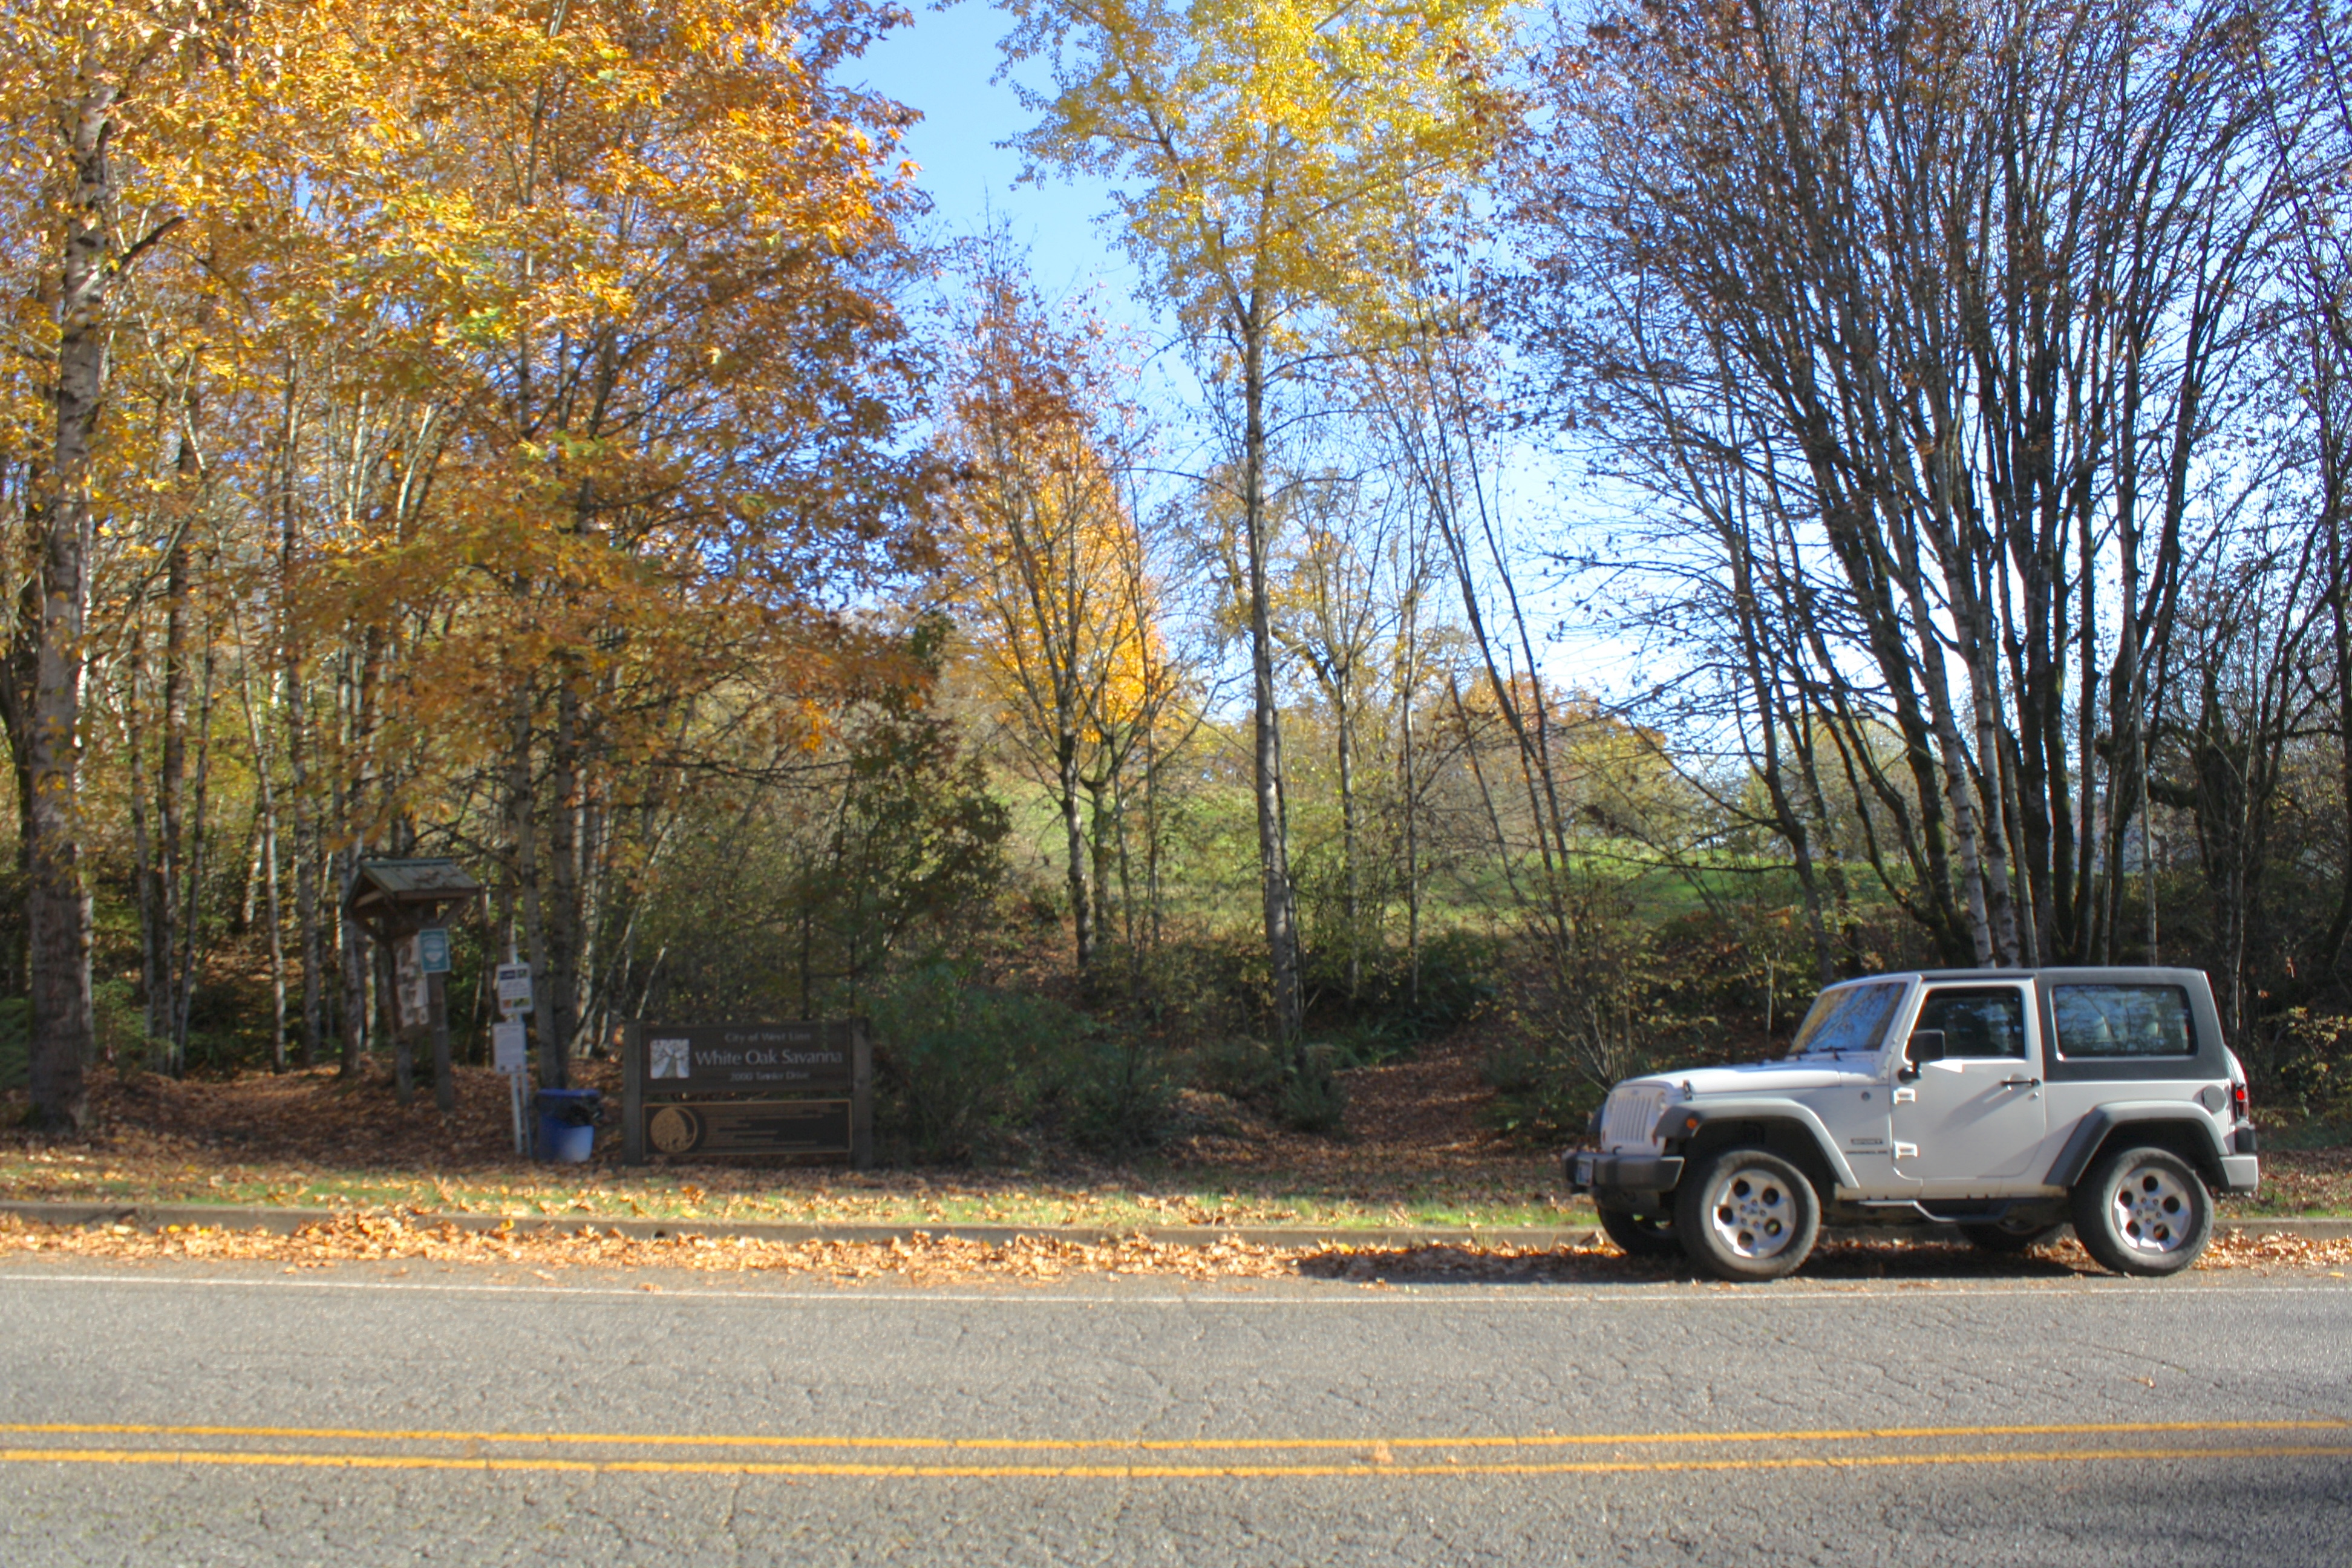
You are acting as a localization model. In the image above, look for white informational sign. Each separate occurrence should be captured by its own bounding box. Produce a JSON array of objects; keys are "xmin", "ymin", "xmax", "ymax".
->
[
  {"xmin": 492, "ymin": 1019, "xmax": 529, "ymax": 1073},
  {"xmin": 494, "ymin": 962, "xmax": 534, "ymax": 1013}
]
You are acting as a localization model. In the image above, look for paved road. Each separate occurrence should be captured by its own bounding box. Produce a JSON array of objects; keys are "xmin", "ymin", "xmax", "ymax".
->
[{"xmin": 1, "ymin": 1255, "xmax": 2347, "ymax": 1566}]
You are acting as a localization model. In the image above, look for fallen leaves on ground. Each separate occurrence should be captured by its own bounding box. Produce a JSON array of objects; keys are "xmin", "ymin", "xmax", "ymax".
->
[
  {"xmin": 2238, "ymin": 1146, "xmax": 2352, "ymax": 1215},
  {"xmin": 0, "ymin": 1062, "xmax": 1569, "ymax": 1230},
  {"xmin": 0, "ymin": 1214, "xmax": 2342, "ymax": 1285},
  {"xmin": 2187, "ymin": 1227, "xmax": 2352, "ymax": 1270}
]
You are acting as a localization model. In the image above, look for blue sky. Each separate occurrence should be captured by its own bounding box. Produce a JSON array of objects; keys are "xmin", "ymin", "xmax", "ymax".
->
[
  {"xmin": 856, "ymin": 2, "xmax": 1143, "ymax": 309},
  {"xmin": 849, "ymin": 3, "xmax": 1633, "ymax": 700}
]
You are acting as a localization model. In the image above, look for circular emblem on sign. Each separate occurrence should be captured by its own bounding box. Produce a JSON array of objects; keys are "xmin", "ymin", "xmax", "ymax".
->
[{"xmin": 648, "ymin": 1105, "xmax": 701, "ymax": 1155}]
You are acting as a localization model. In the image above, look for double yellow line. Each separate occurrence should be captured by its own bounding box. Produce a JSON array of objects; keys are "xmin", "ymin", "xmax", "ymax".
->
[{"xmin": 2, "ymin": 1419, "xmax": 2345, "ymax": 1481}]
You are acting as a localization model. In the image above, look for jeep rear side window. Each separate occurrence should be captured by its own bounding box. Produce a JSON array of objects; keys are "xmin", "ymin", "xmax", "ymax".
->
[
  {"xmin": 2051, "ymin": 985, "xmax": 2196, "ymax": 1059},
  {"xmin": 1789, "ymin": 982, "xmax": 1901, "ymax": 1057},
  {"xmin": 1914, "ymin": 987, "xmax": 2026, "ymax": 1057}
]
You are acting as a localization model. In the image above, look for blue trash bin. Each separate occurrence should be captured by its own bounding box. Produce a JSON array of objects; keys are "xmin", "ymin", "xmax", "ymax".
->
[{"xmin": 535, "ymin": 1088, "xmax": 602, "ymax": 1163}]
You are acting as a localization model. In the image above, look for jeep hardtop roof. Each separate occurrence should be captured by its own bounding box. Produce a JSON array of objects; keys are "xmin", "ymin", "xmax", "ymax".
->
[
  {"xmin": 1826, "ymin": 965, "xmax": 2213, "ymax": 984},
  {"xmin": 1816, "ymin": 967, "xmax": 2230, "ymax": 1083}
]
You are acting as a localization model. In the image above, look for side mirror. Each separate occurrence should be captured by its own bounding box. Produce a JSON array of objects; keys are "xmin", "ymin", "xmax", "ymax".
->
[{"xmin": 1906, "ymin": 1028, "xmax": 1946, "ymax": 1067}]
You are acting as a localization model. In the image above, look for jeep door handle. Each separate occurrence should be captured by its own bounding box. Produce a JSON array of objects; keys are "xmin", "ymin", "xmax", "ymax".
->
[{"xmin": 1999, "ymin": 1076, "xmax": 2041, "ymax": 1089}]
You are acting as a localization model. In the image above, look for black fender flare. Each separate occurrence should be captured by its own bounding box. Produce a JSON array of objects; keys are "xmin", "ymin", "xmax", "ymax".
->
[
  {"xmin": 1648, "ymin": 1100, "xmax": 1860, "ymax": 1191},
  {"xmin": 2044, "ymin": 1102, "xmax": 2231, "ymax": 1190}
]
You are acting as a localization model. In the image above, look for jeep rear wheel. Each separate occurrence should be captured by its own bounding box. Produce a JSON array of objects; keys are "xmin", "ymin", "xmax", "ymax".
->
[
  {"xmin": 1596, "ymin": 1207, "xmax": 1681, "ymax": 1258},
  {"xmin": 2070, "ymin": 1146, "xmax": 2213, "ymax": 1277},
  {"xmin": 1675, "ymin": 1148, "xmax": 1820, "ymax": 1281}
]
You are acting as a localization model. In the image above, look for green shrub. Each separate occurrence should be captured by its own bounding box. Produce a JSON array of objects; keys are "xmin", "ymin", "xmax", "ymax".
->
[
  {"xmin": 869, "ymin": 965, "xmax": 1084, "ymax": 1163},
  {"xmin": 1193, "ymin": 1033, "xmax": 1287, "ymax": 1102},
  {"xmin": 870, "ymin": 965, "xmax": 1184, "ymax": 1162},
  {"xmin": 1481, "ymin": 1038, "xmax": 1601, "ymax": 1142},
  {"xmin": 1069, "ymin": 1031, "xmax": 1180, "ymax": 1155},
  {"xmin": 1277, "ymin": 1045, "xmax": 1348, "ymax": 1135},
  {"xmin": 1373, "ymin": 929, "xmax": 1502, "ymax": 1042},
  {"xmin": 1295, "ymin": 930, "xmax": 1501, "ymax": 1067}
]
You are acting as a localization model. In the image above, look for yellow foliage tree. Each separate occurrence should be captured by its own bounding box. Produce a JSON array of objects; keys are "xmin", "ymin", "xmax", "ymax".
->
[
  {"xmin": 1004, "ymin": 0, "xmax": 1515, "ymax": 1042},
  {"xmin": 933, "ymin": 255, "xmax": 1173, "ymax": 975},
  {"xmin": 0, "ymin": 0, "xmax": 932, "ymax": 1116}
]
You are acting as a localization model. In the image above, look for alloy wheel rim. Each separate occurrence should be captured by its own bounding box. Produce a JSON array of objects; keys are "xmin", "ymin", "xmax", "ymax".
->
[
  {"xmin": 1707, "ymin": 1165, "xmax": 1797, "ymax": 1259},
  {"xmin": 2111, "ymin": 1163, "xmax": 2196, "ymax": 1254}
]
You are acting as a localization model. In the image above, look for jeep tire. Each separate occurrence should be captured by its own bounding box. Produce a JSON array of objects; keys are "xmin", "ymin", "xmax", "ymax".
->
[
  {"xmin": 1596, "ymin": 1207, "xmax": 1681, "ymax": 1258},
  {"xmin": 2070, "ymin": 1145, "xmax": 2213, "ymax": 1277},
  {"xmin": 1676, "ymin": 1147, "xmax": 1820, "ymax": 1281}
]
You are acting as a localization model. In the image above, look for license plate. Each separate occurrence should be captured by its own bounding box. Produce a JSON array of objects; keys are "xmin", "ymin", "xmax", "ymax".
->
[{"xmin": 1573, "ymin": 1155, "xmax": 1595, "ymax": 1184}]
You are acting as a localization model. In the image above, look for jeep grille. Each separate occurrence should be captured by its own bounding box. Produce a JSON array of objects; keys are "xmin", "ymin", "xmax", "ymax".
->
[{"xmin": 1601, "ymin": 1083, "xmax": 1670, "ymax": 1152}]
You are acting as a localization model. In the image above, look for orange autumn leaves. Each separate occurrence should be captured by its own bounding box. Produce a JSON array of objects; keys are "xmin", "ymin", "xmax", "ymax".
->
[
  {"xmin": 275, "ymin": 0, "xmax": 930, "ymax": 783},
  {"xmin": 932, "ymin": 266, "xmax": 1175, "ymax": 797},
  {"xmin": 2, "ymin": 0, "xmax": 931, "ymax": 814}
]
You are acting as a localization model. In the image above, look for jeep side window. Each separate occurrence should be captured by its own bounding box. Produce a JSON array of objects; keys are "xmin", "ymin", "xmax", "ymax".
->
[
  {"xmin": 2051, "ymin": 985, "xmax": 2195, "ymax": 1058},
  {"xmin": 1910, "ymin": 987, "xmax": 2026, "ymax": 1059}
]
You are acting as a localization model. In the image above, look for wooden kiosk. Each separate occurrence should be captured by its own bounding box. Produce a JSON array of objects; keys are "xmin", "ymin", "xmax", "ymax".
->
[{"xmin": 342, "ymin": 858, "xmax": 484, "ymax": 1112}]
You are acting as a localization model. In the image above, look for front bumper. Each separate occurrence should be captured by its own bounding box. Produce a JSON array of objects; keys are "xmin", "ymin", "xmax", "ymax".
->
[{"xmin": 1566, "ymin": 1149, "xmax": 1687, "ymax": 1207}]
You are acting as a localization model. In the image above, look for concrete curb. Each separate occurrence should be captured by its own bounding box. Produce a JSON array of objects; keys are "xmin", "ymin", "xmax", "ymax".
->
[
  {"xmin": 5, "ymin": 1198, "xmax": 2350, "ymax": 1247},
  {"xmin": 0, "ymin": 1200, "xmax": 1602, "ymax": 1251}
]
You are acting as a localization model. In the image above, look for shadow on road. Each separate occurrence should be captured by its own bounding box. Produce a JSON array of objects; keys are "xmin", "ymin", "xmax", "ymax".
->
[{"xmin": 1295, "ymin": 1235, "xmax": 2092, "ymax": 1287}]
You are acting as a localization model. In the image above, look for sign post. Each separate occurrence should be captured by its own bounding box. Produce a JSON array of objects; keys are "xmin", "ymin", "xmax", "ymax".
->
[
  {"xmin": 622, "ymin": 1021, "xmax": 871, "ymax": 1169},
  {"xmin": 492, "ymin": 1017, "xmax": 530, "ymax": 1155},
  {"xmin": 493, "ymin": 955, "xmax": 534, "ymax": 1157},
  {"xmin": 417, "ymin": 925, "xmax": 452, "ymax": 1110}
]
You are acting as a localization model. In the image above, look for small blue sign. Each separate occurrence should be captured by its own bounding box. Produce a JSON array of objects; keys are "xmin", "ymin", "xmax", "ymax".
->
[{"xmin": 417, "ymin": 927, "xmax": 451, "ymax": 975}]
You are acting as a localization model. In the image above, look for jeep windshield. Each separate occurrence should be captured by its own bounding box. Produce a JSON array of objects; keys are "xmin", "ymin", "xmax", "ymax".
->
[{"xmin": 1788, "ymin": 981, "xmax": 1903, "ymax": 1059}]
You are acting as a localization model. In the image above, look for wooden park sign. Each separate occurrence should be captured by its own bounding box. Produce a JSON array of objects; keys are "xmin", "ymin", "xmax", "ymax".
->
[{"xmin": 621, "ymin": 1021, "xmax": 872, "ymax": 1168}]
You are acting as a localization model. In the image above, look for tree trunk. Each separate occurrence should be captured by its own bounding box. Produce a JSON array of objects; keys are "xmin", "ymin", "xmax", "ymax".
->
[
  {"xmin": 1058, "ymin": 728, "xmax": 1093, "ymax": 974},
  {"xmin": 1238, "ymin": 303, "xmax": 1302, "ymax": 1047},
  {"xmin": 20, "ymin": 82, "xmax": 122, "ymax": 1131},
  {"xmin": 152, "ymin": 516, "xmax": 190, "ymax": 1059},
  {"xmin": 1398, "ymin": 646, "xmax": 1420, "ymax": 1010},
  {"xmin": 336, "ymin": 652, "xmax": 373, "ymax": 1077},
  {"xmin": 1336, "ymin": 682, "xmax": 1360, "ymax": 1002},
  {"xmin": 546, "ymin": 676, "xmax": 581, "ymax": 1083},
  {"xmin": 238, "ymin": 647, "xmax": 288, "ymax": 1071},
  {"xmin": 171, "ymin": 639, "xmax": 217, "ymax": 1067},
  {"xmin": 511, "ymin": 685, "xmax": 558, "ymax": 1088},
  {"xmin": 286, "ymin": 648, "xmax": 323, "ymax": 1069},
  {"xmin": 126, "ymin": 635, "xmax": 158, "ymax": 1062}
]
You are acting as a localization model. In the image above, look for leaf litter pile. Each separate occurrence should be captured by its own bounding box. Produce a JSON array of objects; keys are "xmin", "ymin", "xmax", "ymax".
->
[{"xmin": 1, "ymin": 1210, "xmax": 2345, "ymax": 1286}]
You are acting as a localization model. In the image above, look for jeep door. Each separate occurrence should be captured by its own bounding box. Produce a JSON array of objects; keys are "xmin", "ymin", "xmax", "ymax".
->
[{"xmin": 1892, "ymin": 982, "xmax": 2048, "ymax": 1192}]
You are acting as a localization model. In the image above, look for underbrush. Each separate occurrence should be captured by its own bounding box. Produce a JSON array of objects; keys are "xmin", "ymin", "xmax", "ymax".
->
[{"xmin": 869, "ymin": 965, "xmax": 1179, "ymax": 1163}]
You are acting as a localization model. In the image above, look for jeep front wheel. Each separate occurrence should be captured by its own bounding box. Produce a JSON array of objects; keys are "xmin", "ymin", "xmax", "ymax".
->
[
  {"xmin": 2070, "ymin": 1146, "xmax": 2213, "ymax": 1277},
  {"xmin": 1676, "ymin": 1148, "xmax": 1820, "ymax": 1281},
  {"xmin": 1596, "ymin": 1207, "xmax": 1681, "ymax": 1258}
]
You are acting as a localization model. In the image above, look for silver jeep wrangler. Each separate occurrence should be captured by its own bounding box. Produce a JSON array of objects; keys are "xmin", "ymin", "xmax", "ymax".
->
[{"xmin": 1567, "ymin": 967, "xmax": 2259, "ymax": 1280}]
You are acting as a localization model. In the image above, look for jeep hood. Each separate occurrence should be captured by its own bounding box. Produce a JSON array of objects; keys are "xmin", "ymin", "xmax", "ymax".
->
[{"xmin": 1625, "ymin": 1060, "xmax": 1877, "ymax": 1096}]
